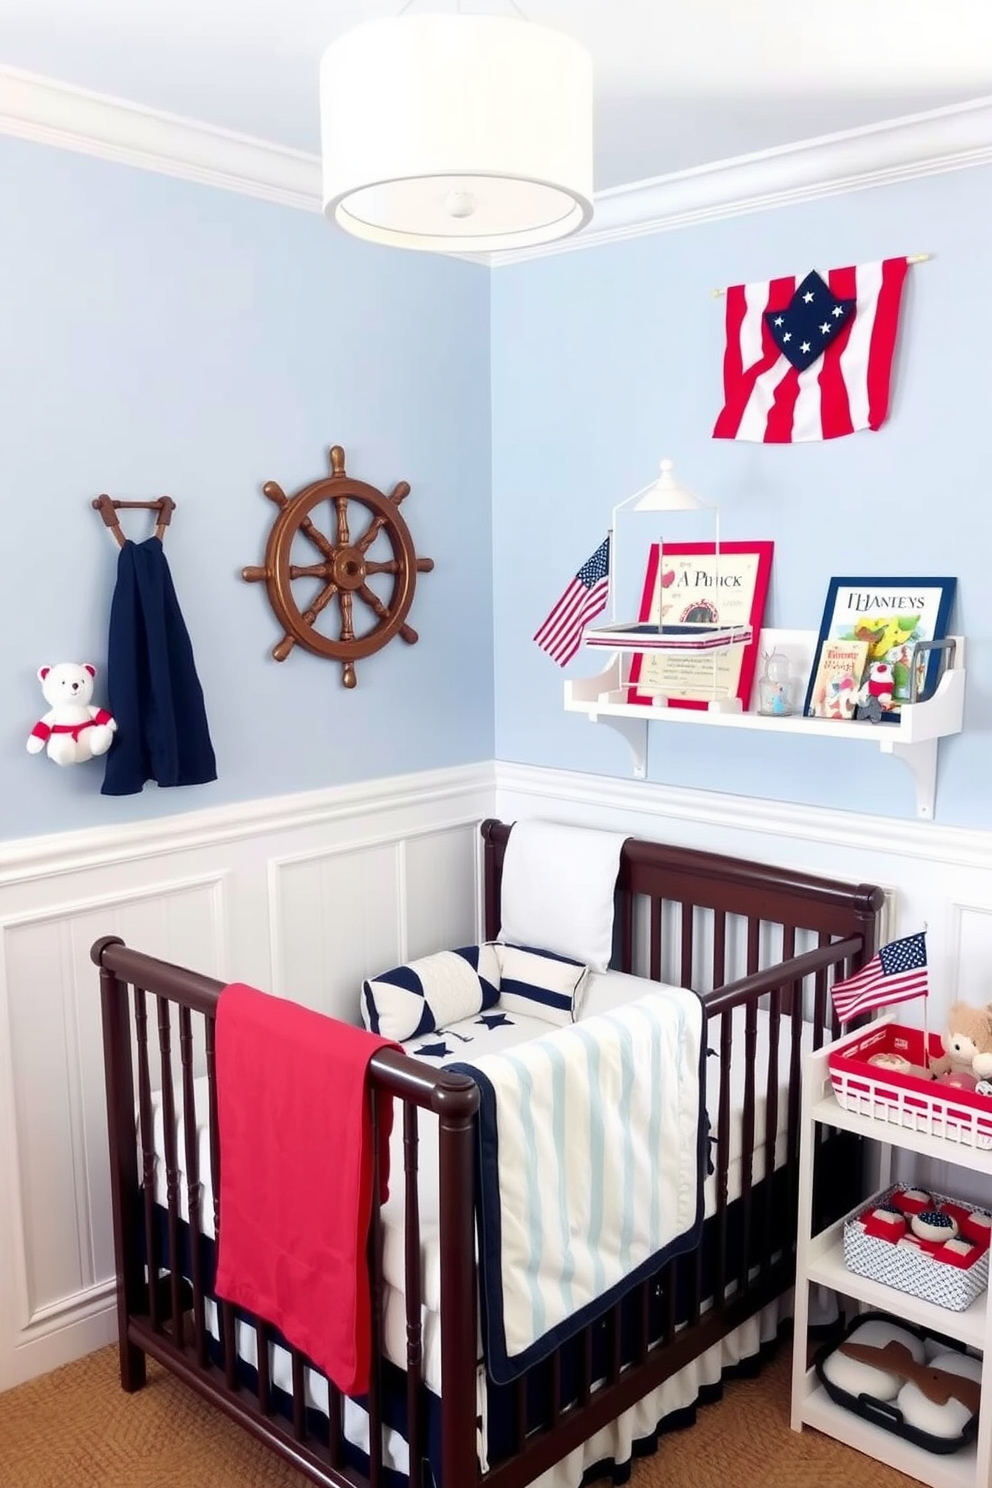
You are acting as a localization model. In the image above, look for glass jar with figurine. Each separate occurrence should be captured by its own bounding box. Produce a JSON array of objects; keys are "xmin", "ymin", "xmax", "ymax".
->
[{"xmin": 757, "ymin": 647, "xmax": 793, "ymax": 716}]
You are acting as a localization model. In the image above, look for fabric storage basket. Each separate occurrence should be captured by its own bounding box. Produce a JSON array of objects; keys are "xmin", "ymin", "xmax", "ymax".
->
[
  {"xmin": 828, "ymin": 1021, "xmax": 992, "ymax": 1150},
  {"xmin": 845, "ymin": 1184, "xmax": 991, "ymax": 1312}
]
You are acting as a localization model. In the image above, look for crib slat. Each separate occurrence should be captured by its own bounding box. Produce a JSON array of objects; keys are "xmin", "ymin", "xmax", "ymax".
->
[
  {"xmin": 256, "ymin": 1320, "xmax": 270, "ymax": 1414},
  {"xmin": 663, "ymin": 1257, "xmax": 677, "ymax": 1344},
  {"xmin": 179, "ymin": 1007, "xmax": 207, "ymax": 1367},
  {"xmin": 291, "ymin": 1349, "xmax": 307, "ymax": 1441},
  {"xmin": 135, "ymin": 987, "xmax": 160, "ymax": 1336},
  {"xmin": 680, "ymin": 902, "xmax": 694, "ymax": 989},
  {"xmin": 326, "ymin": 1381, "xmax": 343, "ymax": 1467},
  {"xmin": 715, "ymin": 1007, "xmax": 732, "ymax": 1309},
  {"xmin": 205, "ymin": 1018, "xmax": 237, "ymax": 1391},
  {"xmin": 619, "ymin": 883, "xmax": 634, "ymax": 973},
  {"xmin": 712, "ymin": 908, "xmax": 727, "ymax": 995},
  {"xmin": 549, "ymin": 1350, "xmax": 562, "ymax": 1431},
  {"xmin": 403, "ymin": 1102, "xmax": 423, "ymax": 1488},
  {"xmin": 739, "ymin": 1000, "xmax": 758, "ymax": 1297},
  {"xmin": 367, "ymin": 1089, "xmax": 385, "ymax": 1488},
  {"xmin": 99, "ymin": 962, "xmax": 147, "ymax": 1392},
  {"xmin": 515, "ymin": 1376, "xmax": 527, "ymax": 1453},
  {"xmin": 649, "ymin": 897, "xmax": 662, "ymax": 982},
  {"xmin": 762, "ymin": 986, "xmax": 781, "ymax": 1282},
  {"xmin": 787, "ymin": 977, "xmax": 805, "ymax": 1221},
  {"xmin": 690, "ymin": 1243, "xmax": 703, "ymax": 1329},
  {"xmin": 736, "ymin": 917, "xmax": 760, "ymax": 1296},
  {"xmin": 781, "ymin": 923, "xmax": 797, "ymax": 1013},
  {"xmin": 637, "ymin": 1278, "xmax": 651, "ymax": 1364},
  {"xmin": 813, "ymin": 930, "xmax": 830, "ymax": 1048},
  {"xmin": 578, "ymin": 1325, "xmax": 593, "ymax": 1407},
  {"xmin": 611, "ymin": 1304, "xmax": 622, "ymax": 1383},
  {"xmin": 157, "ymin": 996, "xmax": 185, "ymax": 1350}
]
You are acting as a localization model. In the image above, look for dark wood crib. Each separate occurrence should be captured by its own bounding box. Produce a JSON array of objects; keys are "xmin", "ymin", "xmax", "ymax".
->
[{"xmin": 94, "ymin": 818, "xmax": 884, "ymax": 1488}]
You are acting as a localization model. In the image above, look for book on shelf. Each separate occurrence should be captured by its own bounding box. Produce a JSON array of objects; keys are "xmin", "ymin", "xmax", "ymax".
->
[{"xmin": 806, "ymin": 639, "xmax": 869, "ymax": 720}]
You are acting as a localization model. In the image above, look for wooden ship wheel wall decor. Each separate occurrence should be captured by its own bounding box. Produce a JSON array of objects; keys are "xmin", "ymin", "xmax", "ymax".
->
[{"xmin": 242, "ymin": 445, "xmax": 434, "ymax": 688}]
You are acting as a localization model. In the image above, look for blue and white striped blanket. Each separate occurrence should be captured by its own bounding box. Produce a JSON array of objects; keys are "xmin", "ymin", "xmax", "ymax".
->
[{"xmin": 451, "ymin": 986, "xmax": 705, "ymax": 1384}]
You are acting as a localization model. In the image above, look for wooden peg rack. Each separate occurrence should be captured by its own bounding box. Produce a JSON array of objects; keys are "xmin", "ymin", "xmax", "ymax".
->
[{"xmin": 92, "ymin": 493, "xmax": 176, "ymax": 548}]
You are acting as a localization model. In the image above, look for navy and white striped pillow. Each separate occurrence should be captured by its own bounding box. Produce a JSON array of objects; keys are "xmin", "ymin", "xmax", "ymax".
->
[
  {"xmin": 494, "ymin": 943, "xmax": 588, "ymax": 1026},
  {"xmin": 362, "ymin": 944, "xmax": 500, "ymax": 1042}
]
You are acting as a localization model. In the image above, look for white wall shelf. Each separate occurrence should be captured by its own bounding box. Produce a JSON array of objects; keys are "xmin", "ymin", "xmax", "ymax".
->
[
  {"xmin": 791, "ymin": 1029, "xmax": 992, "ymax": 1487},
  {"xmin": 563, "ymin": 629, "xmax": 966, "ymax": 819}
]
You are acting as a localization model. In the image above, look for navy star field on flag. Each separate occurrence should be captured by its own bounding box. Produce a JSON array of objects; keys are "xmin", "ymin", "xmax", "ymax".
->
[{"xmin": 763, "ymin": 270, "xmax": 857, "ymax": 373}]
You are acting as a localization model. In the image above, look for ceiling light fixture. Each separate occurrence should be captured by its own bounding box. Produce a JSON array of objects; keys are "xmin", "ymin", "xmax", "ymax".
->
[{"xmin": 319, "ymin": 3, "xmax": 594, "ymax": 254}]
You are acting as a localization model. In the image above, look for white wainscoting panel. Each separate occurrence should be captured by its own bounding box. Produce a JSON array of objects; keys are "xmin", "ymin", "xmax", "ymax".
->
[
  {"xmin": 949, "ymin": 903, "xmax": 992, "ymax": 1008},
  {"xmin": 2, "ymin": 876, "xmax": 226, "ymax": 1333},
  {"xmin": 403, "ymin": 825, "xmax": 481, "ymax": 963},
  {"xmin": 269, "ymin": 839, "xmax": 403, "ymax": 1019},
  {"xmin": 268, "ymin": 823, "xmax": 481, "ymax": 1021},
  {"xmin": 0, "ymin": 762, "xmax": 491, "ymax": 1393}
]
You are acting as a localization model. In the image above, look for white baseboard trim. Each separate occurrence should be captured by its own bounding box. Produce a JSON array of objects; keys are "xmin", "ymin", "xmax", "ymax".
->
[
  {"xmin": 494, "ymin": 760, "xmax": 992, "ymax": 870},
  {"xmin": 23, "ymin": 1280, "xmax": 117, "ymax": 1340},
  {"xmin": 0, "ymin": 761, "xmax": 495, "ymax": 887},
  {"xmin": 2, "ymin": 64, "xmax": 990, "ymax": 262}
]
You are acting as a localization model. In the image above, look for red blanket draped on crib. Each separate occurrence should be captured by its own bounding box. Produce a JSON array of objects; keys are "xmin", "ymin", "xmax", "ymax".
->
[{"xmin": 214, "ymin": 983, "xmax": 398, "ymax": 1394}]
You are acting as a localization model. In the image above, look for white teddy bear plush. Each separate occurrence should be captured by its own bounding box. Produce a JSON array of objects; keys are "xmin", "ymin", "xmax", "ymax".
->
[{"xmin": 26, "ymin": 663, "xmax": 117, "ymax": 766}]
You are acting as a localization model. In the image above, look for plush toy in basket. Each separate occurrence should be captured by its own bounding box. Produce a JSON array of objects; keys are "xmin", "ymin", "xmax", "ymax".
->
[
  {"xmin": 816, "ymin": 1312, "xmax": 981, "ymax": 1455},
  {"xmin": 845, "ymin": 1183, "xmax": 992, "ymax": 1312},
  {"xmin": 828, "ymin": 1005, "xmax": 992, "ymax": 1150}
]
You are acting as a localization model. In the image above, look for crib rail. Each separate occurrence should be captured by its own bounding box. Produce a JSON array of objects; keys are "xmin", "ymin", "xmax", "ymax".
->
[{"xmin": 93, "ymin": 935, "xmax": 479, "ymax": 1488}]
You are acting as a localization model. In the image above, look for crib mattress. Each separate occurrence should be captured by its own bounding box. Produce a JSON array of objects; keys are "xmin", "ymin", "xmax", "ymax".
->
[{"xmin": 144, "ymin": 969, "xmax": 808, "ymax": 1395}]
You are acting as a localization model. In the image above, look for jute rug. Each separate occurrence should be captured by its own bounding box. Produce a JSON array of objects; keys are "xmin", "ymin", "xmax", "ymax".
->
[{"xmin": 0, "ymin": 1342, "xmax": 915, "ymax": 1487}]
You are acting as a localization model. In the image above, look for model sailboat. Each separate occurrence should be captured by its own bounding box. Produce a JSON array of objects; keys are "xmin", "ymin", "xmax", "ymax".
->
[{"xmin": 581, "ymin": 460, "xmax": 753, "ymax": 710}]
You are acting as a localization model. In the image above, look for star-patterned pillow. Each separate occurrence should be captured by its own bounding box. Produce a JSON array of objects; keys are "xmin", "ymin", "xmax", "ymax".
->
[
  {"xmin": 361, "ymin": 944, "xmax": 500, "ymax": 1042},
  {"xmin": 493, "ymin": 942, "xmax": 589, "ymax": 1027},
  {"xmin": 764, "ymin": 270, "xmax": 856, "ymax": 373}
]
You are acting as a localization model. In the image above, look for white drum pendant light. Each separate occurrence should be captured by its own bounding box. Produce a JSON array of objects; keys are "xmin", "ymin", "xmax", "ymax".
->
[{"xmin": 320, "ymin": 13, "xmax": 594, "ymax": 253}]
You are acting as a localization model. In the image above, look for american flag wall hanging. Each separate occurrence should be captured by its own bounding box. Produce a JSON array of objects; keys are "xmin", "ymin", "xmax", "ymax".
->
[{"xmin": 712, "ymin": 257, "xmax": 914, "ymax": 444}]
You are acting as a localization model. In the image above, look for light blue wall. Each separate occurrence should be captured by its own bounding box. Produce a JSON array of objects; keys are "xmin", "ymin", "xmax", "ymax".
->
[
  {"xmin": 0, "ymin": 138, "xmax": 493, "ymax": 841},
  {"xmin": 491, "ymin": 166, "xmax": 989, "ymax": 826}
]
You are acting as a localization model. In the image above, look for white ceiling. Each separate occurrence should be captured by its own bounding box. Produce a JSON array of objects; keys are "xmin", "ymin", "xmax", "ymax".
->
[{"xmin": 1, "ymin": 0, "xmax": 991, "ymax": 189}]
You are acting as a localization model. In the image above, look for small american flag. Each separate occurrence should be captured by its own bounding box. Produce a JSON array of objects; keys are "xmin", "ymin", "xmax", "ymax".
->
[
  {"xmin": 713, "ymin": 257, "xmax": 910, "ymax": 443},
  {"xmin": 533, "ymin": 537, "xmax": 610, "ymax": 667},
  {"xmin": 831, "ymin": 931, "xmax": 928, "ymax": 1026}
]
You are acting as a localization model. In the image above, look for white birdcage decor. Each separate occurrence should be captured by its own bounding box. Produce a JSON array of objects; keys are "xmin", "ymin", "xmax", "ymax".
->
[{"xmin": 582, "ymin": 459, "xmax": 752, "ymax": 713}]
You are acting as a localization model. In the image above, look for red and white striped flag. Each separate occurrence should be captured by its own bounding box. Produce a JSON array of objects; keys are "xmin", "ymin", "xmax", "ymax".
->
[
  {"xmin": 713, "ymin": 258, "xmax": 910, "ymax": 443},
  {"xmin": 533, "ymin": 537, "xmax": 610, "ymax": 667},
  {"xmin": 830, "ymin": 931, "xmax": 928, "ymax": 1026}
]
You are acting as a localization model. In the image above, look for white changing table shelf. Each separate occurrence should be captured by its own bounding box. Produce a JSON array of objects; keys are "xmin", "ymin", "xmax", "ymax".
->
[{"xmin": 563, "ymin": 629, "xmax": 965, "ymax": 820}]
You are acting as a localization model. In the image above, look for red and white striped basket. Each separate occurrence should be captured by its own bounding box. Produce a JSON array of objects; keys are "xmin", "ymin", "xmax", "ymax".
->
[
  {"xmin": 828, "ymin": 1020, "xmax": 992, "ymax": 1150},
  {"xmin": 844, "ymin": 1184, "xmax": 991, "ymax": 1311}
]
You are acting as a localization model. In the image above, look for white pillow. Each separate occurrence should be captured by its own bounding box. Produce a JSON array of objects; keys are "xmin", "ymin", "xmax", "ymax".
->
[
  {"xmin": 494, "ymin": 943, "xmax": 588, "ymax": 1027},
  {"xmin": 362, "ymin": 944, "xmax": 500, "ymax": 1042},
  {"xmin": 498, "ymin": 820, "xmax": 627, "ymax": 973}
]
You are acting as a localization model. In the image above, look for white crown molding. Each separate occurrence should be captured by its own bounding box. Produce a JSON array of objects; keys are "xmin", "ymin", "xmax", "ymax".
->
[
  {"xmin": 0, "ymin": 63, "xmax": 323, "ymax": 212},
  {"xmin": 494, "ymin": 760, "xmax": 992, "ymax": 872},
  {"xmin": 0, "ymin": 761, "xmax": 495, "ymax": 887},
  {"xmin": 2, "ymin": 65, "xmax": 991, "ymax": 265},
  {"xmin": 490, "ymin": 94, "xmax": 992, "ymax": 267}
]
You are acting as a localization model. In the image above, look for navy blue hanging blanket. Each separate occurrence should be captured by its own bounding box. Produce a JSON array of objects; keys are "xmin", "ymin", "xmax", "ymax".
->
[{"xmin": 102, "ymin": 538, "xmax": 217, "ymax": 796}]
